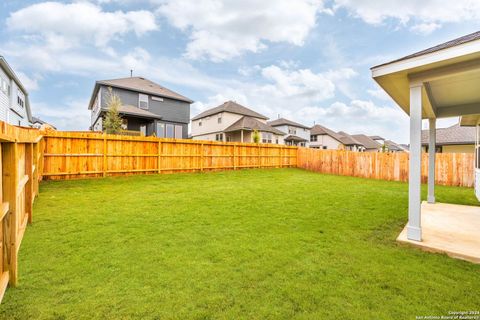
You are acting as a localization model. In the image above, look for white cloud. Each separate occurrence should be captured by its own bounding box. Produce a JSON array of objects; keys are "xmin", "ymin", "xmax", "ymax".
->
[
  {"xmin": 16, "ymin": 72, "xmax": 42, "ymax": 91},
  {"xmin": 32, "ymin": 99, "xmax": 91, "ymax": 131},
  {"xmin": 156, "ymin": 0, "xmax": 326, "ymax": 61},
  {"xmin": 332, "ymin": 0, "xmax": 480, "ymax": 32},
  {"xmin": 410, "ymin": 22, "xmax": 441, "ymax": 35},
  {"xmin": 7, "ymin": 2, "xmax": 158, "ymax": 49},
  {"xmin": 367, "ymin": 88, "xmax": 391, "ymax": 101}
]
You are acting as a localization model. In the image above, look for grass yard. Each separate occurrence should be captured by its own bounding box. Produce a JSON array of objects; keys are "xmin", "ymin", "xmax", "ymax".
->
[{"xmin": 1, "ymin": 168, "xmax": 479, "ymax": 319}]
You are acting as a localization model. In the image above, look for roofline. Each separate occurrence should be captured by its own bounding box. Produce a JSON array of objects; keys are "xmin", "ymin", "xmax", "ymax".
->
[
  {"xmin": 421, "ymin": 141, "xmax": 474, "ymax": 146},
  {"xmin": 0, "ymin": 56, "xmax": 32, "ymax": 123},
  {"xmin": 192, "ymin": 110, "xmax": 269, "ymax": 121},
  {"xmin": 267, "ymin": 119, "xmax": 311, "ymax": 129},
  {"xmin": 371, "ymin": 37, "xmax": 480, "ymax": 78}
]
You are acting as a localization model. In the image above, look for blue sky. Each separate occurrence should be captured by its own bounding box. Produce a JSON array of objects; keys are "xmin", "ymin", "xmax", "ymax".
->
[{"xmin": 1, "ymin": 0, "xmax": 480, "ymax": 143}]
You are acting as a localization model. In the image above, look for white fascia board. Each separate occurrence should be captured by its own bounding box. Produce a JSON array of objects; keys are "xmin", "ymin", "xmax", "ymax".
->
[{"xmin": 372, "ymin": 39, "xmax": 480, "ymax": 78}]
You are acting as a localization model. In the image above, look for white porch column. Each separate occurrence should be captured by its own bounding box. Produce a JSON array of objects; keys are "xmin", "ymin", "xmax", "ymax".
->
[
  {"xmin": 408, "ymin": 83, "xmax": 423, "ymax": 241},
  {"xmin": 428, "ymin": 118, "xmax": 436, "ymax": 204}
]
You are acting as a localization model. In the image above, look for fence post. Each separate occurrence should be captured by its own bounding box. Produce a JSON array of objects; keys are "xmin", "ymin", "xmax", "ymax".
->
[
  {"xmin": 2, "ymin": 143, "xmax": 18, "ymax": 287},
  {"xmin": 233, "ymin": 144, "xmax": 236, "ymax": 170},
  {"xmin": 102, "ymin": 133, "xmax": 107, "ymax": 177},
  {"xmin": 25, "ymin": 144, "xmax": 33, "ymax": 224},
  {"xmin": 200, "ymin": 143, "xmax": 204, "ymax": 172},
  {"xmin": 157, "ymin": 141, "xmax": 162, "ymax": 174},
  {"xmin": 257, "ymin": 145, "xmax": 261, "ymax": 168}
]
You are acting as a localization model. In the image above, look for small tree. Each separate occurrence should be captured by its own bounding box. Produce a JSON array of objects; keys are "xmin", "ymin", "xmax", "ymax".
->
[
  {"xmin": 252, "ymin": 129, "xmax": 261, "ymax": 143},
  {"xmin": 103, "ymin": 87, "xmax": 123, "ymax": 134}
]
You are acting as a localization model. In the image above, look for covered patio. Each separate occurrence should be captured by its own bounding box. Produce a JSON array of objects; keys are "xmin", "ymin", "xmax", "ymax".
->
[{"xmin": 372, "ymin": 31, "xmax": 480, "ymax": 263}]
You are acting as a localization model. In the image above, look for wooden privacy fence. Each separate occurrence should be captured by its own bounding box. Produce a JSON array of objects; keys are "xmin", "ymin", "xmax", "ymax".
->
[
  {"xmin": 41, "ymin": 131, "xmax": 298, "ymax": 180},
  {"xmin": 0, "ymin": 122, "xmax": 43, "ymax": 302},
  {"xmin": 297, "ymin": 148, "xmax": 474, "ymax": 187}
]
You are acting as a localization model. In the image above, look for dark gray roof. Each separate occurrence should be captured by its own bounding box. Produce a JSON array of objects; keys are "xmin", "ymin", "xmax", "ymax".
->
[
  {"xmin": 192, "ymin": 101, "xmax": 268, "ymax": 121},
  {"xmin": 421, "ymin": 123, "xmax": 475, "ymax": 146},
  {"xmin": 267, "ymin": 117, "xmax": 310, "ymax": 129},
  {"xmin": 369, "ymin": 135, "xmax": 385, "ymax": 141},
  {"xmin": 373, "ymin": 31, "xmax": 480, "ymax": 68},
  {"xmin": 99, "ymin": 77, "xmax": 193, "ymax": 103},
  {"xmin": 284, "ymin": 134, "xmax": 308, "ymax": 142},
  {"xmin": 224, "ymin": 116, "xmax": 285, "ymax": 135},
  {"xmin": 89, "ymin": 76, "xmax": 193, "ymax": 109},
  {"xmin": 351, "ymin": 134, "xmax": 382, "ymax": 150}
]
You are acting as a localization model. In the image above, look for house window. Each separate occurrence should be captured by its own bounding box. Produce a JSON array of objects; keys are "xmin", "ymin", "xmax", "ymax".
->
[
  {"xmin": 322, "ymin": 146, "xmax": 327, "ymax": 150},
  {"xmin": 0, "ymin": 78, "xmax": 9, "ymax": 96},
  {"xmin": 276, "ymin": 138, "xmax": 279, "ymax": 144},
  {"xmin": 262, "ymin": 132, "xmax": 272, "ymax": 143},
  {"xmin": 288, "ymin": 128, "xmax": 296, "ymax": 135},
  {"xmin": 215, "ymin": 133, "xmax": 223, "ymax": 141},
  {"xmin": 226, "ymin": 136, "xmax": 232, "ymax": 142},
  {"xmin": 310, "ymin": 135, "xmax": 317, "ymax": 142},
  {"xmin": 166, "ymin": 124, "xmax": 174, "ymax": 138},
  {"xmin": 138, "ymin": 94, "xmax": 149, "ymax": 109},
  {"xmin": 218, "ymin": 116, "xmax": 222, "ymax": 124},
  {"xmin": 156, "ymin": 123, "xmax": 165, "ymax": 138},
  {"xmin": 17, "ymin": 95, "xmax": 24, "ymax": 108},
  {"xmin": 198, "ymin": 120, "xmax": 202, "ymax": 127},
  {"xmin": 174, "ymin": 125, "xmax": 183, "ymax": 139}
]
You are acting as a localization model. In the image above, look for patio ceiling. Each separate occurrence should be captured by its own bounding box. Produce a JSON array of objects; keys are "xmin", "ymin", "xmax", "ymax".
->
[{"xmin": 371, "ymin": 34, "xmax": 480, "ymax": 120}]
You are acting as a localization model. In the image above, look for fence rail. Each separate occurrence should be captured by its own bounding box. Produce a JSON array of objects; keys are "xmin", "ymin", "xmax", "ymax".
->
[
  {"xmin": 0, "ymin": 122, "xmax": 43, "ymax": 302},
  {"xmin": 297, "ymin": 148, "xmax": 474, "ymax": 187},
  {"xmin": 0, "ymin": 120, "xmax": 476, "ymax": 303},
  {"xmin": 41, "ymin": 131, "xmax": 297, "ymax": 180}
]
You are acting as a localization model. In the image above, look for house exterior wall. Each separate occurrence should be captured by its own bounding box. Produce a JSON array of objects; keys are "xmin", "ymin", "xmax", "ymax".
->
[
  {"xmin": 272, "ymin": 124, "xmax": 310, "ymax": 146},
  {"xmin": 422, "ymin": 144, "xmax": 474, "ymax": 153},
  {"xmin": 91, "ymin": 85, "xmax": 190, "ymax": 138},
  {"xmin": 0, "ymin": 65, "xmax": 30, "ymax": 126},
  {"xmin": 191, "ymin": 112, "xmax": 244, "ymax": 137},
  {"xmin": 310, "ymin": 134, "xmax": 343, "ymax": 149}
]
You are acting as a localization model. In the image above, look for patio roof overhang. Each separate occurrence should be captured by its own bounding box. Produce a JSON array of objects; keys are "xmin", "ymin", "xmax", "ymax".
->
[
  {"xmin": 371, "ymin": 37, "xmax": 480, "ymax": 120},
  {"xmin": 371, "ymin": 32, "xmax": 480, "ymax": 253}
]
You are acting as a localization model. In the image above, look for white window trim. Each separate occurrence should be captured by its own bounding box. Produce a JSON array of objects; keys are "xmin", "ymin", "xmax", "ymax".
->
[{"xmin": 139, "ymin": 93, "xmax": 149, "ymax": 109}]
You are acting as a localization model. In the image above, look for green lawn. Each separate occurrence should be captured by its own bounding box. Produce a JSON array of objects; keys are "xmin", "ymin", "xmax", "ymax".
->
[{"xmin": 1, "ymin": 169, "xmax": 479, "ymax": 319}]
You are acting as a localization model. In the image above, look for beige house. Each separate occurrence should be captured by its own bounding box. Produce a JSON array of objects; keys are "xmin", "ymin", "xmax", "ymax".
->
[
  {"xmin": 309, "ymin": 124, "xmax": 365, "ymax": 151},
  {"xmin": 421, "ymin": 123, "xmax": 474, "ymax": 153},
  {"xmin": 191, "ymin": 101, "xmax": 285, "ymax": 143}
]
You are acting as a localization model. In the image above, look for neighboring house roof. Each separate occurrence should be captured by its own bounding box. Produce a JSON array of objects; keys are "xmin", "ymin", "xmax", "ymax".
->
[
  {"xmin": 369, "ymin": 135, "xmax": 385, "ymax": 141},
  {"xmin": 284, "ymin": 135, "xmax": 308, "ymax": 142},
  {"xmin": 32, "ymin": 116, "xmax": 57, "ymax": 129},
  {"xmin": 337, "ymin": 131, "xmax": 364, "ymax": 146},
  {"xmin": 351, "ymin": 134, "xmax": 382, "ymax": 150},
  {"xmin": 117, "ymin": 105, "xmax": 163, "ymax": 119},
  {"xmin": 400, "ymin": 144, "xmax": 410, "ymax": 151},
  {"xmin": 224, "ymin": 116, "xmax": 285, "ymax": 135},
  {"xmin": 88, "ymin": 76, "xmax": 193, "ymax": 109},
  {"xmin": 372, "ymin": 31, "xmax": 480, "ymax": 68},
  {"xmin": 421, "ymin": 123, "xmax": 475, "ymax": 146},
  {"xmin": 267, "ymin": 117, "xmax": 310, "ymax": 129},
  {"xmin": 192, "ymin": 101, "xmax": 268, "ymax": 121},
  {"xmin": 0, "ymin": 56, "xmax": 33, "ymax": 123},
  {"xmin": 310, "ymin": 125, "xmax": 364, "ymax": 146},
  {"xmin": 385, "ymin": 140, "xmax": 407, "ymax": 152}
]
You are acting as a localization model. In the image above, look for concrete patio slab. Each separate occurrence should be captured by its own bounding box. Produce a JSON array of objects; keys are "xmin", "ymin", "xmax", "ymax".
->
[{"xmin": 397, "ymin": 201, "xmax": 480, "ymax": 264}]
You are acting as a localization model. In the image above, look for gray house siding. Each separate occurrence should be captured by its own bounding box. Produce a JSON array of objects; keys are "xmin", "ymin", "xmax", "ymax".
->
[
  {"xmin": 99, "ymin": 86, "xmax": 190, "ymax": 124},
  {"xmin": 91, "ymin": 85, "xmax": 190, "ymax": 138}
]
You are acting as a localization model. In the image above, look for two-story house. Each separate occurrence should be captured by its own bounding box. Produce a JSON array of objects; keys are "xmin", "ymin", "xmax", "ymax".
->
[
  {"xmin": 0, "ymin": 56, "xmax": 32, "ymax": 126},
  {"xmin": 309, "ymin": 124, "xmax": 365, "ymax": 151},
  {"xmin": 267, "ymin": 118, "xmax": 310, "ymax": 147},
  {"xmin": 191, "ymin": 101, "xmax": 285, "ymax": 143},
  {"xmin": 88, "ymin": 77, "xmax": 193, "ymax": 138}
]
